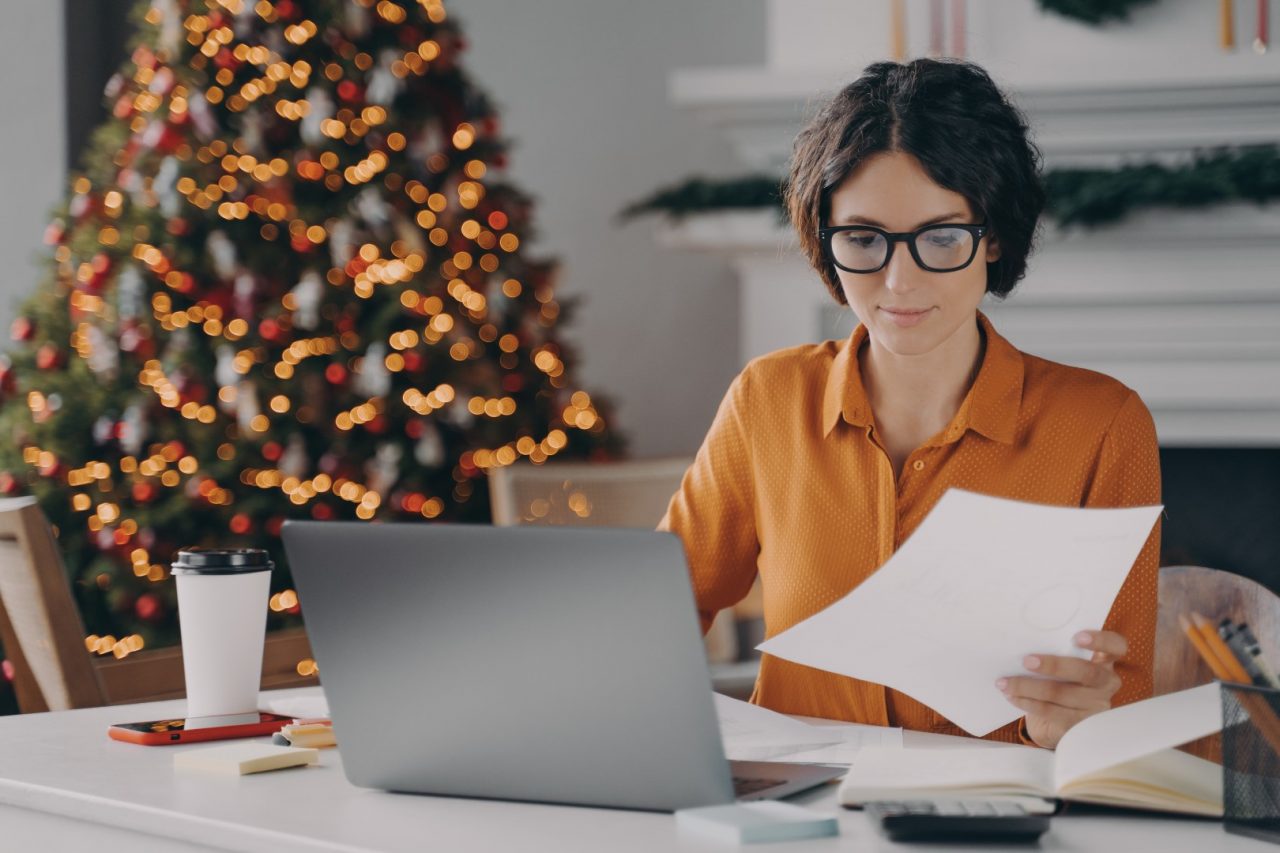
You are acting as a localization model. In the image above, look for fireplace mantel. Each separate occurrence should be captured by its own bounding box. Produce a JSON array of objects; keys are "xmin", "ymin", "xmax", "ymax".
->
[{"xmin": 656, "ymin": 201, "xmax": 1280, "ymax": 446}]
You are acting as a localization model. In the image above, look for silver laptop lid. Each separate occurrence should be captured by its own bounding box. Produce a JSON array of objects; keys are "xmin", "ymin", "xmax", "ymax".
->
[{"xmin": 282, "ymin": 521, "xmax": 735, "ymax": 811}]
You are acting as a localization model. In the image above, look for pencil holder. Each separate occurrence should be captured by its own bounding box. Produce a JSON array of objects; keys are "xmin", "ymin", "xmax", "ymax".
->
[{"xmin": 1220, "ymin": 681, "xmax": 1280, "ymax": 844}]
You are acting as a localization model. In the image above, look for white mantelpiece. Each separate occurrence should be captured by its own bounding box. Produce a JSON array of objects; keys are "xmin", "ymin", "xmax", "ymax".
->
[
  {"xmin": 657, "ymin": 205, "xmax": 1280, "ymax": 447},
  {"xmin": 660, "ymin": 0, "xmax": 1280, "ymax": 447}
]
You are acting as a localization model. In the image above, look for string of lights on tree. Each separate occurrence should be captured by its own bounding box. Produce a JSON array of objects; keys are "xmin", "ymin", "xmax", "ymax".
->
[{"xmin": 0, "ymin": 0, "xmax": 623, "ymax": 676}]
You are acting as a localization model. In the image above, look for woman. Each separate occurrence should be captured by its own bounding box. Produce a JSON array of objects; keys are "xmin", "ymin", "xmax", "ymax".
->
[{"xmin": 659, "ymin": 59, "xmax": 1160, "ymax": 749}]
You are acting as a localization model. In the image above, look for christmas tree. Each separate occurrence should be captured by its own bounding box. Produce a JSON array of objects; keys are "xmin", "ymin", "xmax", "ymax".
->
[{"xmin": 0, "ymin": 0, "xmax": 622, "ymax": 690}]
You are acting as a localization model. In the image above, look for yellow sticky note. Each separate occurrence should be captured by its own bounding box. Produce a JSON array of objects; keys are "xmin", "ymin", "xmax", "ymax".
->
[{"xmin": 174, "ymin": 743, "xmax": 319, "ymax": 776}]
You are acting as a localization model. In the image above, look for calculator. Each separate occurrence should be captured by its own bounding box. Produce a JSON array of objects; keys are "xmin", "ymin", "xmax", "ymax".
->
[{"xmin": 863, "ymin": 799, "xmax": 1051, "ymax": 842}]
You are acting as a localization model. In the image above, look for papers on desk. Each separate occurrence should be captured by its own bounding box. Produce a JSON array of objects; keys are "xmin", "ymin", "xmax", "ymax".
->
[
  {"xmin": 715, "ymin": 693, "xmax": 901, "ymax": 764},
  {"xmin": 757, "ymin": 489, "xmax": 1163, "ymax": 737}
]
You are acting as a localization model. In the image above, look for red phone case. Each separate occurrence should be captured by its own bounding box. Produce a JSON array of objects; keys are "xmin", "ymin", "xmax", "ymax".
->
[{"xmin": 108, "ymin": 714, "xmax": 292, "ymax": 746}]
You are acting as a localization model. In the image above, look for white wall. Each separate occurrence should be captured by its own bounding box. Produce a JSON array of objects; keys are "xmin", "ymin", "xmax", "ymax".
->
[
  {"xmin": 0, "ymin": 3, "xmax": 64, "ymax": 332},
  {"xmin": 452, "ymin": 0, "xmax": 764, "ymax": 457}
]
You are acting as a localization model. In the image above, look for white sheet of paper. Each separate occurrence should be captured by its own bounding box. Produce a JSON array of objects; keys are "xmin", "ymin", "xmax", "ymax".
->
[
  {"xmin": 715, "ymin": 693, "xmax": 902, "ymax": 763},
  {"xmin": 756, "ymin": 489, "xmax": 1163, "ymax": 736}
]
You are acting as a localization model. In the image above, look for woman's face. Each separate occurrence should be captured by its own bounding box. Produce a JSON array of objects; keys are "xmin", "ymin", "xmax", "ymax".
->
[{"xmin": 826, "ymin": 150, "xmax": 999, "ymax": 358}]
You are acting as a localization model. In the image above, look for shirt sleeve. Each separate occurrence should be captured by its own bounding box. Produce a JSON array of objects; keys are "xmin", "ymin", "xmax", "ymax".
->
[
  {"xmin": 1081, "ymin": 390, "xmax": 1162, "ymax": 710},
  {"xmin": 657, "ymin": 369, "xmax": 761, "ymax": 634}
]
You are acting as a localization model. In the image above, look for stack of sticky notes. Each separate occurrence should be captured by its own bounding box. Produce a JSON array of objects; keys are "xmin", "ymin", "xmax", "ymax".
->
[
  {"xmin": 174, "ymin": 743, "xmax": 319, "ymax": 776},
  {"xmin": 272, "ymin": 718, "xmax": 337, "ymax": 749},
  {"xmin": 676, "ymin": 801, "xmax": 840, "ymax": 844}
]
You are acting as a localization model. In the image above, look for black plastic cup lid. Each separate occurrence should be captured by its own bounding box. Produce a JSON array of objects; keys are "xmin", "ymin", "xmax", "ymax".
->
[{"xmin": 171, "ymin": 547, "xmax": 274, "ymax": 575}]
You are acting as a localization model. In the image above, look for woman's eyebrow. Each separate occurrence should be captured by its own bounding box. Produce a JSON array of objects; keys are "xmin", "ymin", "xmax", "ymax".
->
[{"xmin": 833, "ymin": 212, "xmax": 968, "ymax": 229}]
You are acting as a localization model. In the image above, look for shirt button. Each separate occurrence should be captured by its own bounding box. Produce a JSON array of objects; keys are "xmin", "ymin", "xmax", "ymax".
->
[{"xmin": 912, "ymin": 460, "xmax": 926, "ymax": 472}]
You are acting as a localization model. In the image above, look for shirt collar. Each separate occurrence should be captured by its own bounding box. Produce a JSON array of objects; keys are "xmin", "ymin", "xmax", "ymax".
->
[{"xmin": 821, "ymin": 311, "xmax": 1023, "ymax": 444}]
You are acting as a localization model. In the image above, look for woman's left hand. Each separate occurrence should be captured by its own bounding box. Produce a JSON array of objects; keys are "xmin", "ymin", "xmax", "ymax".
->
[{"xmin": 996, "ymin": 629, "xmax": 1127, "ymax": 749}]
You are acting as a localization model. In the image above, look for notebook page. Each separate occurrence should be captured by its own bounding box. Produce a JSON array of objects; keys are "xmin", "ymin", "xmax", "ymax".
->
[
  {"xmin": 838, "ymin": 744, "xmax": 1054, "ymax": 803},
  {"xmin": 1057, "ymin": 747, "xmax": 1222, "ymax": 815},
  {"xmin": 1052, "ymin": 683, "xmax": 1222, "ymax": 793}
]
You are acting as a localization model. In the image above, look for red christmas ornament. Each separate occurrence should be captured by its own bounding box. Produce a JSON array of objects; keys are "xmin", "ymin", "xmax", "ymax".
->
[
  {"xmin": 135, "ymin": 593, "xmax": 163, "ymax": 622},
  {"xmin": 229, "ymin": 513, "xmax": 252, "ymax": 535},
  {"xmin": 336, "ymin": 80, "xmax": 361, "ymax": 103},
  {"xmin": 214, "ymin": 48, "xmax": 241, "ymax": 71},
  {"xmin": 43, "ymin": 220, "xmax": 66, "ymax": 245},
  {"xmin": 10, "ymin": 317, "xmax": 34, "ymax": 342},
  {"xmin": 405, "ymin": 419, "xmax": 423, "ymax": 439},
  {"xmin": 275, "ymin": 0, "xmax": 297, "ymax": 19},
  {"xmin": 324, "ymin": 364, "xmax": 348, "ymax": 385},
  {"xmin": 290, "ymin": 232, "xmax": 312, "ymax": 253},
  {"xmin": 85, "ymin": 253, "xmax": 113, "ymax": 293},
  {"xmin": 259, "ymin": 318, "xmax": 283, "ymax": 341},
  {"xmin": 365, "ymin": 415, "xmax": 387, "ymax": 434},
  {"xmin": 0, "ymin": 472, "xmax": 18, "ymax": 495},
  {"xmin": 401, "ymin": 351, "xmax": 423, "ymax": 372},
  {"xmin": 166, "ymin": 217, "xmax": 192, "ymax": 237},
  {"xmin": 262, "ymin": 441, "xmax": 283, "ymax": 462},
  {"xmin": 36, "ymin": 345, "xmax": 62, "ymax": 371},
  {"xmin": 132, "ymin": 482, "xmax": 157, "ymax": 503}
]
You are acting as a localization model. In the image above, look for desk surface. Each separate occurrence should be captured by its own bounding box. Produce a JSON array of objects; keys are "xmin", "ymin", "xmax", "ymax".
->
[{"xmin": 0, "ymin": 687, "xmax": 1272, "ymax": 853}]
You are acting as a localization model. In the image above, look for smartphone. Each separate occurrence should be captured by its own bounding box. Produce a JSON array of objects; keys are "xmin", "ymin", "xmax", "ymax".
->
[{"xmin": 108, "ymin": 711, "xmax": 293, "ymax": 746}]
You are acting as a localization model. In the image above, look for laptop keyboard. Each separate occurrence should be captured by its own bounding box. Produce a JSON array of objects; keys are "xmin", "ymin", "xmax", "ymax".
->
[{"xmin": 733, "ymin": 776, "xmax": 786, "ymax": 797}]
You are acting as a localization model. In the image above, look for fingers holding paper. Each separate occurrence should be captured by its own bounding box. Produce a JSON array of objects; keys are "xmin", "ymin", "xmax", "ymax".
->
[{"xmin": 996, "ymin": 629, "xmax": 1128, "ymax": 749}]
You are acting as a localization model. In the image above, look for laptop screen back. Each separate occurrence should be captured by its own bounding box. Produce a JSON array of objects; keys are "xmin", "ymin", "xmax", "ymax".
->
[{"xmin": 282, "ymin": 521, "xmax": 735, "ymax": 811}]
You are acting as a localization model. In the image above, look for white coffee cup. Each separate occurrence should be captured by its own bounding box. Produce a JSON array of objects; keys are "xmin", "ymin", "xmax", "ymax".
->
[{"xmin": 172, "ymin": 548, "xmax": 273, "ymax": 718}]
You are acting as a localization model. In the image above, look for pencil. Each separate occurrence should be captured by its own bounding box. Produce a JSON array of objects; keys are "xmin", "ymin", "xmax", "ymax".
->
[
  {"xmin": 1180, "ymin": 613, "xmax": 1234, "ymax": 680},
  {"xmin": 1193, "ymin": 613, "xmax": 1252, "ymax": 683},
  {"xmin": 1188, "ymin": 611, "xmax": 1280, "ymax": 759}
]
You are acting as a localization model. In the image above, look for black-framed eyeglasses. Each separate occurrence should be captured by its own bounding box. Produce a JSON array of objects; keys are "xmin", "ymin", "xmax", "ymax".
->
[{"xmin": 818, "ymin": 222, "xmax": 989, "ymax": 273}]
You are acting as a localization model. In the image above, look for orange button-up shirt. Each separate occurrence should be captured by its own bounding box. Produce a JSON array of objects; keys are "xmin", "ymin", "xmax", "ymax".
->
[{"xmin": 659, "ymin": 312, "xmax": 1161, "ymax": 744}]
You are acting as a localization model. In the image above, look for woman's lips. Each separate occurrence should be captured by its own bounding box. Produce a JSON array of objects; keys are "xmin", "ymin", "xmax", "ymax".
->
[{"xmin": 880, "ymin": 306, "xmax": 933, "ymax": 327}]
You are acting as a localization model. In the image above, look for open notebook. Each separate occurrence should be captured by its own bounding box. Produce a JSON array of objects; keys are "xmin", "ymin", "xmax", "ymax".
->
[{"xmin": 840, "ymin": 683, "xmax": 1224, "ymax": 816}]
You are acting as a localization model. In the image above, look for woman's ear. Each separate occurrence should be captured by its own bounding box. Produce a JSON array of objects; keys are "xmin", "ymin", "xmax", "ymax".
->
[{"xmin": 985, "ymin": 234, "xmax": 1001, "ymax": 263}]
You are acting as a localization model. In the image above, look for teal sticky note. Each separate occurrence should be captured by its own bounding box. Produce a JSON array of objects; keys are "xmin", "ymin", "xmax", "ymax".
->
[{"xmin": 676, "ymin": 801, "xmax": 840, "ymax": 844}]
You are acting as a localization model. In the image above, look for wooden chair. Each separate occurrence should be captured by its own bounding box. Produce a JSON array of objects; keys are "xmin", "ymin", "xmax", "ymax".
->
[
  {"xmin": 488, "ymin": 457, "xmax": 743, "ymax": 665},
  {"xmin": 1154, "ymin": 564, "xmax": 1280, "ymax": 761},
  {"xmin": 0, "ymin": 496, "xmax": 317, "ymax": 714}
]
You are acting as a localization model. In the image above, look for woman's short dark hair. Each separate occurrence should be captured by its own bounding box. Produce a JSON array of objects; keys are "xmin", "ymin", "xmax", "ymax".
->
[{"xmin": 785, "ymin": 59, "xmax": 1045, "ymax": 302}]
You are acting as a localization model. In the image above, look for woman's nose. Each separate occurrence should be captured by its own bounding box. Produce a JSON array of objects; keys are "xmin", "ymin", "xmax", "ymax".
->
[{"xmin": 883, "ymin": 243, "xmax": 921, "ymax": 292}]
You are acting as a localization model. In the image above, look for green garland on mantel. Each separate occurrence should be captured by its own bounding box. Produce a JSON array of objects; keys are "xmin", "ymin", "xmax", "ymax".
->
[
  {"xmin": 1036, "ymin": 0, "xmax": 1158, "ymax": 25},
  {"xmin": 618, "ymin": 145, "xmax": 1280, "ymax": 229}
]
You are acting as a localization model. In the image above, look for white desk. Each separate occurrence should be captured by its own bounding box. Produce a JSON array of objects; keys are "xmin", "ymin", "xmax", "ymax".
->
[{"xmin": 0, "ymin": 687, "xmax": 1273, "ymax": 853}]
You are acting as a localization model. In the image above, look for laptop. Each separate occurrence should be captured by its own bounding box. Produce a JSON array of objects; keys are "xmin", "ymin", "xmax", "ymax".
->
[{"xmin": 281, "ymin": 521, "xmax": 843, "ymax": 811}]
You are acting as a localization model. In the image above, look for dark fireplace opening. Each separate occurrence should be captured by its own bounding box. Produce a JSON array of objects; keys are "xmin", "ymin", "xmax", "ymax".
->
[{"xmin": 1160, "ymin": 448, "xmax": 1280, "ymax": 595}]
